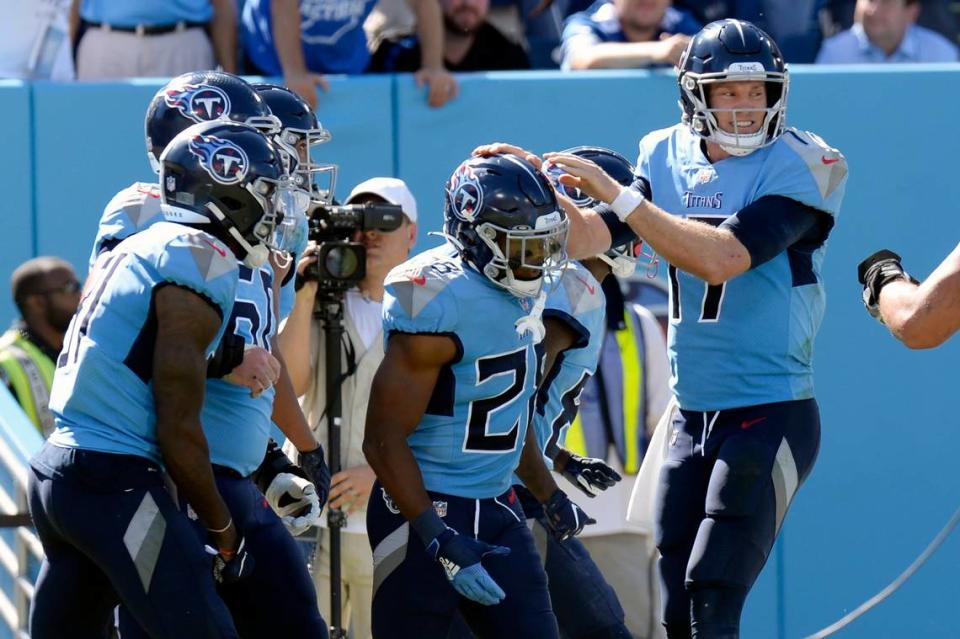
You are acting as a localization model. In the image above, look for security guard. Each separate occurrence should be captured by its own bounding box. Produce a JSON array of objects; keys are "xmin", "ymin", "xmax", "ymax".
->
[{"xmin": 0, "ymin": 257, "xmax": 80, "ymax": 435}]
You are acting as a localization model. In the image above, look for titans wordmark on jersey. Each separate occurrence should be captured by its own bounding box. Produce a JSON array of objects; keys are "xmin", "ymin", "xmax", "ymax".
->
[{"xmin": 636, "ymin": 124, "xmax": 847, "ymax": 411}]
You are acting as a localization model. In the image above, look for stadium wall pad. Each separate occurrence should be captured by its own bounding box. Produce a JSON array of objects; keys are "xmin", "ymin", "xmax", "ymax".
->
[{"xmin": 1, "ymin": 66, "xmax": 958, "ymax": 637}]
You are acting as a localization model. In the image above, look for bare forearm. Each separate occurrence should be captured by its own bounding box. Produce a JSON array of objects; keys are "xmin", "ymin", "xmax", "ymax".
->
[
  {"xmin": 363, "ymin": 435, "xmax": 433, "ymax": 521},
  {"xmin": 569, "ymin": 42, "xmax": 665, "ymax": 70},
  {"xmin": 626, "ymin": 202, "xmax": 748, "ymax": 284},
  {"xmin": 277, "ymin": 292, "xmax": 315, "ymax": 395},
  {"xmin": 210, "ymin": 0, "xmax": 237, "ymax": 72},
  {"xmin": 273, "ymin": 0, "xmax": 308, "ymax": 73},
  {"xmin": 880, "ymin": 245, "xmax": 960, "ymax": 348},
  {"xmin": 562, "ymin": 197, "xmax": 613, "ymax": 260},
  {"xmin": 411, "ymin": 0, "xmax": 445, "ymax": 69},
  {"xmin": 515, "ymin": 426, "xmax": 558, "ymax": 502},
  {"xmin": 159, "ymin": 426, "xmax": 231, "ymax": 530},
  {"xmin": 271, "ymin": 338, "xmax": 320, "ymax": 451}
]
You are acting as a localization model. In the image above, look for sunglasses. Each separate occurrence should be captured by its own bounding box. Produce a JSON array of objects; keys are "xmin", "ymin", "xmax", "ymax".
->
[{"xmin": 38, "ymin": 280, "xmax": 82, "ymax": 296}]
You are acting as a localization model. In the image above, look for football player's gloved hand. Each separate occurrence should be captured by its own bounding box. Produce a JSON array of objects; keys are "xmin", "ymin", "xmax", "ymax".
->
[
  {"xmin": 299, "ymin": 445, "xmax": 331, "ymax": 509},
  {"xmin": 543, "ymin": 489, "xmax": 596, "ymax": 541},
  {"xmin": 412, "ymin": 509, "xmax": 510, "ymax": 606},
  {"xmin": 857, "ymin": 250, "xmax": 919, "ymax": 324},
  {"xmin": 557, "ymin": 450, "xmax": 622, "ymax": 498},
  {"xmin": 266, "ymin": 473, "xmax": 321, "ymax": 536},
  {"xmin": 205, "ymin": 537, "xmax": 255, "ymax": 585}
]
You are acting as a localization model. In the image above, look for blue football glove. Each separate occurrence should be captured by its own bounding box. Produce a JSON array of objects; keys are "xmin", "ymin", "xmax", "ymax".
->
[
  {"xmin": 428, "ymin": 528, "xmax": 510, "ymax": 605},
  {"xmin": 299, "ymin": 446, "xmax": 331, "ymax": 509},
  {"xmin": 412, "ymin": 509, "xmax": 510, "ymax": 606},
  {"xmin": 205, "ymin": 537, "xmax": 255, "ymax": 585},
  {"xmin": 543, "ymin": 489, "xmax": 595, "ymax": 541},
  {"xmin": 558, "ymin": 451, "xmax": 622, "ymax": 498}
]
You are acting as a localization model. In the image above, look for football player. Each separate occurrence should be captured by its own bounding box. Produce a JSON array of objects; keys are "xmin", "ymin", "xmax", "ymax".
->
[
  {"xmin": 112, "ymin": 84, "xmax": 331, "ymax": 639},
  {"xmin": 506, "ymin": 19, "xmax": 848, "ymax": 638},
  {"xmin": 363, "ymin": 154, "xmax": 593, "ymax": 638},
  {"xmin": 29, "ymin": 121, "xmax": 285, "ymax": 639}
]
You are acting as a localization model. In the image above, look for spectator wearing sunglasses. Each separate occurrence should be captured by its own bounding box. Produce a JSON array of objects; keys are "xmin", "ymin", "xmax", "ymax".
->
[{"xmin": 1, "ymin": 257, "xmax": 81, "ymax": 436}]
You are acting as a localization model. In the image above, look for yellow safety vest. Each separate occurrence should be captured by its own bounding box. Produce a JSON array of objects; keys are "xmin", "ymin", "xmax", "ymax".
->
[
  {"xmin": 565, "ymin": 307, "xmax": 646, "ymax": 473},
  {"xmin": 0, "ymin": 329, "xmax": 56, "ymax": 436}
]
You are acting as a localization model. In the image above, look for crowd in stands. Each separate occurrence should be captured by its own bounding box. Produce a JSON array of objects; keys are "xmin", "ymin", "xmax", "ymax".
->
[{"xmin": 3, "ymin": 0, "xmax": 959, "ymax": 101}]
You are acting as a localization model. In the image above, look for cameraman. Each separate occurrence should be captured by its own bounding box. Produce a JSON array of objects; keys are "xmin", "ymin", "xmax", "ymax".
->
[{"xmin": 278, "ymin": 177, "xmax": 418, "ymax": 638}]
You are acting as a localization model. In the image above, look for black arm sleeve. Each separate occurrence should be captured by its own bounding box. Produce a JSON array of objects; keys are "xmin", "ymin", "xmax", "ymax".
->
[
  {"xmin": 595, "ymin": 177, "xmax": 650, "ymax": 249},
  {"xmin": 720, "ymin": 195, "xmax": 835, "ymax": 269}
]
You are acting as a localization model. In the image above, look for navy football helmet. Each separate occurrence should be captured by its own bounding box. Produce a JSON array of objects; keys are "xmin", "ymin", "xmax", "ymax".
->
[
  {"xmin": 678, "ymin": 19, "xmax": 788, "ymax": 156},
  {"xmin": 252, "ymin": 83, "xmax": 337, "ymax": 206},
  {"xmin": 145, "ymin": 71, "xmax": 281, "ymax": 174},
  {"xmin": 158, "ymin": 121, "xmax": 302, "ymax": 269},
  {"xmin": 544, "ymin": 147, "xmax": 656, "ymax": 279},
  {"xmin": 444, "ymin": 154, "xmax": 568, "ymax": 298}
]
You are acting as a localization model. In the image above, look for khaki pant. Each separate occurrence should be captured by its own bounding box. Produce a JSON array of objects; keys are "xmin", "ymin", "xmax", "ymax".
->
[
  {"xmin": 315, "ymin": 528, "xmax": 374, "ymax": 639},
  {"xmin": 76, "ymin": 26, "xmax": 214, "ymax": 80},
  {"xmin": 580, "ymin": 533, "xmax": 666, "ymax": 639}
]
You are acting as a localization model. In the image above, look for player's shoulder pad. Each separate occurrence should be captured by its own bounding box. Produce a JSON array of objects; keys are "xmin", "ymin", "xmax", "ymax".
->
[
  {"xmin": 549, "ymin": 263, "xmax": 605, "ymax": 317},
  {"xmin": 146, "ymin": 223, "xmax": 239, "ymax": 317},
  {"xmin": 636, "ymin": 125, "xmax": 679, "ymax": 161},
  {"xmin": 772, "ymin": 128, "xmax": 848, "ymax": 216},
  {"xmin": 100, "ymin": 182, "xmax": 163, "ymax": 229},
  {"xmin": 383, "ymin": 246, "xmax": 462, "ymax": 334}
]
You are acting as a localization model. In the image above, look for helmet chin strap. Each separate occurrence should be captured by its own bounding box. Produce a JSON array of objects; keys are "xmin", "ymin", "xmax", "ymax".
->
[
  {"xmin": 515, "ymin": 290, "xmax": 547, "ymax": 341},
  {"xmin": 599, "ymin": 253, "xmax": 637, "ymax": 278},
  {"xmin": 206, "ymin": 202, "xmax": 271, "ymax": 268}
]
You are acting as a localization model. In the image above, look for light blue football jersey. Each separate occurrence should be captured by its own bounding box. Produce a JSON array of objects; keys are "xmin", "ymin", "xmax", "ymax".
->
[
  {"xmin": 533, "ymin": 263, "xmax": 606, "ymax": 459},
  {"xmin": 203, "ymin": 262, "xmax": 283, "ymax": 476},
  {"xmin": 383, "ymin": 245, "xmax": 542, "ymax": 499},
  {"xmin": 88, "ymin": 182, "xmax": 165, "ymax": 270},
  {"xmin": 636, "ymin": 124, "xmax": 848, "ymax": 411},
  {"xmin": 87, "ymin": 186, "xmax": 297, "ymax": 474},
  {"xmin": 49, "ymin": 222, "xmax": 238, "ymax": 463}
]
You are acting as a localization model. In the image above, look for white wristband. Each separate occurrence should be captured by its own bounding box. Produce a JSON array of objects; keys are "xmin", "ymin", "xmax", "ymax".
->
[{"xmin": 610, "ymin": 188, "xmax": 646, "ymax": 222}]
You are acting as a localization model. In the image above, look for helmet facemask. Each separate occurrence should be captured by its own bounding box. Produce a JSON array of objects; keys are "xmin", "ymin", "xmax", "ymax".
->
[
  {"xmin": 272, "ymin": 125, "xmax": 337, "ymax": 207},
  {"xmin": 680, "ymin": 68, "xmax": 788, "ymax": 157},
  {"xmin": 205, "ymin": 175, "xmax": 309, "ymax": 268},
  {"xmin": 476, "ymin": 214, "xmax": 569, "ymax": 298}
]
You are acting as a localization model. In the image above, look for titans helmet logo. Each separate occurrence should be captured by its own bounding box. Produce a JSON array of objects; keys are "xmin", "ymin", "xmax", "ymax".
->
[
  {"xmin": 544, "ymin": 161, "xmax": 593, "ymax": 208},
  {"xmin": 447, "ymin": 162, "xmax": 483, "ymax": 221},
  {"xmin": 188, "ymin": 134, "xmax": 249, "ymax": 185},
  {"xmin": 164, "ymin": 83, "xmax": 232, "ymax": 122}
]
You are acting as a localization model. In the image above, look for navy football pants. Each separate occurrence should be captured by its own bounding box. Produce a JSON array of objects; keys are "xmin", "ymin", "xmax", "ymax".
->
[
  {"xmin": 28, "ymin": 443, "xmax": 238, "ymax": 639},
  {"xmin": 118, "ymin": 470, "xmax": 328, "ymax": 639},
  {"xmin": 655, "ymin": 399, "xmax": 820, "ymax": 639},
  {"xmin": 367, "ymin": 482, "xmax": 559, "ymax": 639}
]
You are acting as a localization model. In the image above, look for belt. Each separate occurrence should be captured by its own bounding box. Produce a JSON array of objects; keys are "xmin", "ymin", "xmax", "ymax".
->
[{"xmin": 84, "ymin": 19, "xmax": 207, "ymax": 36}]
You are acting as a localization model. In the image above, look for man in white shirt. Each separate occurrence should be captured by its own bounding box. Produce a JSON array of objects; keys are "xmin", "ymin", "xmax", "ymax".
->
[{"xmin": 279, "ymin": 177, "xmax": 417, "ymax": 639}]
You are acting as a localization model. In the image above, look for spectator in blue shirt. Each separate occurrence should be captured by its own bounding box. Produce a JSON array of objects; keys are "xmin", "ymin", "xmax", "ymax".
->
[
  {"xmin": 241, "ymin": 0, "xmax": 457, "ymax": 108},
  {"xmin": 560, "ymin": 0, "xmax": 701, "ymax": 70},
  {"xmin": 71, "ymin": 0, "xmax": 237, "ymax": 79},
  {"xmin": 817, "ymin": 0, "xmax": 958, "ymax": 62}
]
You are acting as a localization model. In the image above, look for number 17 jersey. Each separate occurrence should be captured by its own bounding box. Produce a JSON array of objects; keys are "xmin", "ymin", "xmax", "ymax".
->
[{"xmin": 638, "ymin": 124, "xmax": 848, "ymax": 411}]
